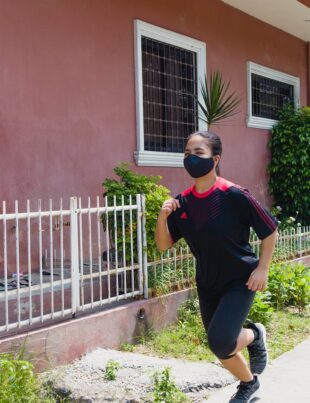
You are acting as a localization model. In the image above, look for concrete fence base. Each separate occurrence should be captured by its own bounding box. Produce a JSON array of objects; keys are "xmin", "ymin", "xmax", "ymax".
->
[{"xmin": 0, "ymin": 287, "xmax": 195, "ymax": 371}]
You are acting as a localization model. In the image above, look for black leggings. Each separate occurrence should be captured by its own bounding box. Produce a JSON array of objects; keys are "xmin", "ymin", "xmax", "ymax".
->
[{"xmin": 197, "ymin": 281, "xmax": 256, "ymax": 360}]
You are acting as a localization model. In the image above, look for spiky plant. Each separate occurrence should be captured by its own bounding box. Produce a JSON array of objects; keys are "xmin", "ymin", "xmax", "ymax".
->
[{"xmin": 197, "ymin": 70, "xmax": 241, "ymax": 127}]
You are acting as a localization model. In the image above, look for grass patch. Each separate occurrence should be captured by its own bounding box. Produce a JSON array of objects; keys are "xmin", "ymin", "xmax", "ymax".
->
[
  {"xmin": 267, "ymin": 309, "xmax": 310, "ymax": 359},
  {"xmin": 123, "ymin": 303, "xmax": 310, "ymax": 363},
  {"xmin": 126, "ymin": 263, "xmax": 310, "ymax": 363},
  {"xmin": 133, "ymin": 318, "xmax": 214, "ymax": 362}
]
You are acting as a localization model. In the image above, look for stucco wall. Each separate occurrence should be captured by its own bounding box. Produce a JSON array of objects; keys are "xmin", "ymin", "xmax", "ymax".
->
[{"xmin": 0, "ymin": 0, "xmax": 308, "ymax": 208}]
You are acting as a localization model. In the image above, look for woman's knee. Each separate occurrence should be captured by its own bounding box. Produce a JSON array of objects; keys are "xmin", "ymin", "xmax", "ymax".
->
[{"xmin": 207, "ymin": 330, "xmax": 237, "ymax": 360}]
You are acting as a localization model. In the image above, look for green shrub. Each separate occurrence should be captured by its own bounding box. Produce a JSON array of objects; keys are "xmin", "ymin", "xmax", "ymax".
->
[
  {"xmin": 267, "ymin": 104, "xmax": 310, "ymax": 225},
  {"xmin": 176, "ymin": 294, "xmax": 209, "ymax": 349},
  {"xmin": 286, "ymin": 262, "xmax": 310, "ymax": 313},
  {"xmin": 248, "ymin": 291, "xmax": 274, "ymax": 327},
  {"xmin": 104, "ymin": 360, "xmax": 122, "ymax": 381},
  {"xmin": 177, "ymin": 290, "xmax": 200, "ymax": 322},
  {"xmin": 0, "ymin": 356, "xmax": 40, "ymax": 402},
  {"xmin": 267, "ymin": 262, "xmax": 291, "ymax": 309},
  {"xmin": 102, "ymin": 163, "xmax": 170, "ymax": 262},
  {"xmin": 267, "ymin": 262, "xmax": 310, "ymax": 313},
  {"xmin": 270, "ymin": 205, "xmax": 303, "ymax": 231},
  {"xmin": 151, "ymin": 367, "xmax": 189, "ymax": 403}
]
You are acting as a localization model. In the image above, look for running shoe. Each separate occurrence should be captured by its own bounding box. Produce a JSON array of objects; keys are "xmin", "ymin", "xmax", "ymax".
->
[
  {"xmin": 247, "ymin": 322, "xmax": 268, "ymax": 375},
  {"xmin": 229, "ymin": 375, "xmax": 260, "ymax": 402}
]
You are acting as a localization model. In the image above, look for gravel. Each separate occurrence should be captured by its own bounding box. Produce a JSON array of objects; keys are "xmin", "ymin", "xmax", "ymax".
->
[{"xmin": 42, "ymin": 348, "xmax": 235, "ymax": 402}]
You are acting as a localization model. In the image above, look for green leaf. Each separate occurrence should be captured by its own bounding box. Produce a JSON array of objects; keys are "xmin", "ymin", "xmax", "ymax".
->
[{"xmin": 194, "ymin": 71, "xmax": 241, "ymax": 127}]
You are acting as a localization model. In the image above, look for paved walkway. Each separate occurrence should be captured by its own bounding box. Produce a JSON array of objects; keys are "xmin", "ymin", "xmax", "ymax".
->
[{"xmin": 206, "ymin": 337, "xmax": 310, "ymax": 402}]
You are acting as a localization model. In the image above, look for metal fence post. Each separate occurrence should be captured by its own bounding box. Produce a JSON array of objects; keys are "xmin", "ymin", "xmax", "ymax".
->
[
  {"xmin": 70, "ymin": 197, "xmax": 80, "ymax": 316},
  {"xmin": 136, "ymin": 194, "xmax": 143, "ymax": 296},
  {"xmin": 297, "ymin": 225, "xmax": 302, "ymax": 257},
  {"xmin": 141, "ymin": 194, "xmax": 148, "ymax": 299}
]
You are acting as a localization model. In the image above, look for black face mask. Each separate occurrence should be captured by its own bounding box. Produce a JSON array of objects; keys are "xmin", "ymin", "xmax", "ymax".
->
[{"xmin": 183, "ymin": 154, "xmax": 215, "ymax": 178}]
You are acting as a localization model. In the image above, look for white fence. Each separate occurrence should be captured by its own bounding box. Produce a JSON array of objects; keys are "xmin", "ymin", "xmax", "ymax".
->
[
  {"xmin": 146, "ymin": 226, "xmax": 310, "ymax": 294},
  {"xmin": 0, "ymin": 194, "xmax": 309, "ymax": 335},
  {"xmin": 0, "ymin": 195, "xmax": 147, "ymax": 334},
  {"xmin": 249, "ymin": 226, "xmax": 310, "ymax": 261},
  {"xmin": 147, "ymin": 246, "xmax": 197, "ymax": 296}
]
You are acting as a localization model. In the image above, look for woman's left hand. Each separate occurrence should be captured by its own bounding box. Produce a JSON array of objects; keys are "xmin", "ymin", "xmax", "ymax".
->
[{"xmin": 246, "ymin": 267, "xmax": 269, "ymax": 292}]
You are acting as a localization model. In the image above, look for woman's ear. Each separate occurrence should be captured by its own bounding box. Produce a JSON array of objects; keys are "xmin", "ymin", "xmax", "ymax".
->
[{"xmin": 214, "ymin": 155, "xmax": 221, "ymax": 165}]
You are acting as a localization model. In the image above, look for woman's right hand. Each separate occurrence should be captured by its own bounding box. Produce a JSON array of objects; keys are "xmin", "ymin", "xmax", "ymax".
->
[{"xmin": 159, "ymin": 198, "xmax": 181, "ymax": 218}]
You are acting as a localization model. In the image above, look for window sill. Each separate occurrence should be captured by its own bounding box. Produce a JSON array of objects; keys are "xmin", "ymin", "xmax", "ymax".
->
[
  {"xmin": 246, "ymin": 116, "xmax": 278, "ymax": 130},
  {"xmin": 134, "ymin": 151, "xmax": 184, "ymax": 167}
]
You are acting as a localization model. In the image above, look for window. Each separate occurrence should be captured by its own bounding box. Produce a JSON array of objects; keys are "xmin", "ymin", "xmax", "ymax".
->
[
  {"xmin": 134, "ymin": 20, "xmax": 206, "ymax": 167},
  {"xmin": 247, "ymin": 62, "xmax": 300, "ymax": 130},
  {"xmin": 142, "ymin": 37, "xmax": 198, "ymax": 153}
]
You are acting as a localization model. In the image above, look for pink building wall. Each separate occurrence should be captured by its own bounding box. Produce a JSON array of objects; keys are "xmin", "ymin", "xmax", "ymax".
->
[{"xmin": 0, "ymin": 0, "xmax": 308, "ymax": 209}]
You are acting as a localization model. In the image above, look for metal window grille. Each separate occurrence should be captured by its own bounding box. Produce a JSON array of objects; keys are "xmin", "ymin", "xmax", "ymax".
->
[
  {"xmin": 251, "ymin": 73, "xmax": 294, "ymax": 120},
  {"xmin": 142, "ymin": 36, "xmax": 198, "ymax": 153}
]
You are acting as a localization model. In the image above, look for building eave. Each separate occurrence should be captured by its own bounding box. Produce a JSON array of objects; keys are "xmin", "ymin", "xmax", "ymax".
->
[{"xmin": 221, "ymin": 0, "xmax": 310, "ymax": 42}]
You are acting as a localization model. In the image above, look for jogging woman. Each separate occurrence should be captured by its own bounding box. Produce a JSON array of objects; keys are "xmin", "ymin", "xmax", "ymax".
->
[{"xmin": 155, "ymin": 131, "xmax": 278, "ymax": 403}]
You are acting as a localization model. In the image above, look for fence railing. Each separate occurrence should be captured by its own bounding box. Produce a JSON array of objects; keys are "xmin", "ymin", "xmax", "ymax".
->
[
  {"xmin": 0, "ymin": 195, "xmax": 147, "ymax": 334},
  {"xmin": 147, "ymin": 246, "xmax": 197, "ymax": 297},
  {"xmin": 250, "ymin": 226, "xmax": 310, "ymax": 261},
  {"xmin": 147, "ymin": 226, "xmax": 310, "ymax": 296},
  {"xmin": 0, "ymin": 193, "xmax": 309, "ymax": 336}
]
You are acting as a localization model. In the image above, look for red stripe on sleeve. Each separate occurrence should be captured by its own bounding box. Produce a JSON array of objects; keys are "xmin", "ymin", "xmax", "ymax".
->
[{"xmin": 243, "ymin": 190, "xmax": 277, "ymax": 232}]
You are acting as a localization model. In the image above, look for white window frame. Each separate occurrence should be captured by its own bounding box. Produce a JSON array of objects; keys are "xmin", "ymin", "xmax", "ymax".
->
[
  {"xmin": 134, "ymin": 19, "xmax": 207, "ymax": 167},
  {"xmin": 246, "ymin": 62, "xmax": 300, "ymax": 130}
]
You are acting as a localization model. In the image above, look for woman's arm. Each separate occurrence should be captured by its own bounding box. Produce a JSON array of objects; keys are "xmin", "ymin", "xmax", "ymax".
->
[
  {"xmin": 246, "ymin": 229, "xmax": 279, "ymax": 292},
  {"xmin": 155, "ymin": 198, "xmax": 180, "ymax": 252}
]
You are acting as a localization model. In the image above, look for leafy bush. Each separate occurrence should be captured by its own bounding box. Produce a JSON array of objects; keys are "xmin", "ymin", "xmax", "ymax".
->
[
  {"xmin": 104, "ymin": 359, "xmax": 122, "ymax": 380},
  {"xmin": 267, "ymin": 104, "xmax": 310, "ymax": 225},
  {"xmin": 267, "ymin": 262, "xmax": 310, "ymax": 313},
  {"xmin": 176, "ymin": 294, "xmax": 209, "ymax": 348},
  {"xmin": 248, "ymin": 292, "xmax": 274, "ymax": 326},
  {"xmin": 0, "ymin": 355, "xmax": 40, "ymax": 402},
  {"xmin": 270, "ymin": 205, "xmax": 303, "ymax": 231},
  {"xmin": 267, "ymin": 262, "xmax": 291, "ymax": 309},
  {"xmin": 177, "ymin": 290, "xmax": 200, "ymax": 322},
  {"xmin": 151, "ymin": 367, "xmax": 189, "ymax": 403},
  {"xmin": 286, "ymin": 262, "xmax": 310, "ymax": 313},
  {"xmin": 102, "ymin": 163, "xmax": 170, "ymax": 262}
]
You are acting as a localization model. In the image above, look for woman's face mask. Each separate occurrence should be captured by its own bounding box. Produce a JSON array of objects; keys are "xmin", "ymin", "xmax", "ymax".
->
[{"xmin": 183, "ymin": 154, "xmax": 215, "ymax": 178}]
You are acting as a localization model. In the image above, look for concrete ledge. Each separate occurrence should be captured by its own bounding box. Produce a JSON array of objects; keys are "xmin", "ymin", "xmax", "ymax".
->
[
  {"xmin": 287, "ymin": 254, "xmax": 310, "ymax": 267},
  {"xmin": 0, "ymin": 288, "xmax": 195, "ymax": 371}
]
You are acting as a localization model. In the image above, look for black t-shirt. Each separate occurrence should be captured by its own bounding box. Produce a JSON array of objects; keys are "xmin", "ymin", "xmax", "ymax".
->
[{"xmin": 167, "ymin": 176, "xmax": 279, "ymax": 289}]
